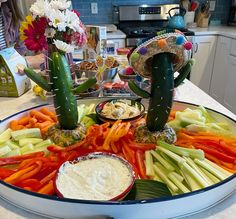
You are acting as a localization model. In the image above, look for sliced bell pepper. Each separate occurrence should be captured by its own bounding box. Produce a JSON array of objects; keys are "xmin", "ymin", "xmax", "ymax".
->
[
  {"xmin": 37, "ymin": 180, "xmax": 55, "ymax": 195},
  {"xmin": 136, "ymin": 150, "xmax": 147, "ymax": 179}
]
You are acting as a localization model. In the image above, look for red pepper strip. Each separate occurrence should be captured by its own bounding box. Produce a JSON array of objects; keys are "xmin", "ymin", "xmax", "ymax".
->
[
  {"xmin": 17, "ymin": 179, "xmax": 42, "ymax": 191},
  {"xmin": 37, "ymin": 180, "xmax": 55, "ymax": 195},
  {"xmin": 4, "ymin": 165, "xmax": 36, "ymax": 184},
  {"xmin": 127, "ymin": 141, "xmax": 156, "ymax": 151},
  {"xmin": 205, "ymin": 153, "xmax": 235, "ymax": 170},
  {"xmin": 219, "ymin": 140, "xmax": 236, "ymax": 157},
  {"xmin": 0, "ymin": 152, "xmax": 44, "ymax": 166},
  {"xmin": 62, "ymin": 139, "xmax": 88, "ymax": 152},
  {"xmin": 47, "ymin": 145, "xmax": 64, "ymax": 153},
  {"xmin": 121, "ymin": 140, "xmax": 136, "ymax": 164},
  {"xmin": 136, "ymin": 150, "xmax": 147, "ymax": 179},
  {"xmin": 18, "ymin": 157, "xmax": 48, "ymax": 170},
  {"xmin": 0, "ymin": 168, "xmax": 16, "ymax": 179},
  {"xmin": 40, "ymin": 170, "xmax": 57, "ymax": 185},
  {"xmin": 194, "ymin": 144, "xmax": 236, "ymax": 163},
  {"xmin": 110, "ymin": 140, "xmax": 118, "ymax": 153}
]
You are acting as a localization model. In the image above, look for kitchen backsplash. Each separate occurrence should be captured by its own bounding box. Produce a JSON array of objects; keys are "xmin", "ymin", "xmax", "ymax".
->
[{"xmin": 72, "ymin": 0, "xmax": 231, "ymax": 25}]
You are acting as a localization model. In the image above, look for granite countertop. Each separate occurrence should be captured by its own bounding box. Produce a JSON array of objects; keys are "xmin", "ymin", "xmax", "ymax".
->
[
  {"xmin": 0, "ymin": 79, "xmax": 235, "ymax": 218},
  {"xmin": 190, "ymin": 25, "xmax": 236, "ymax": 39}
]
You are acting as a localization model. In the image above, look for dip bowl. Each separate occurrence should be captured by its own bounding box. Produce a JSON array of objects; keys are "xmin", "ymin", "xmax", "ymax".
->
[
  {"xmin": 95, "ymin": 99, "xmax": 145, "ymax": 123},
  {"xmin": 55, "ymin": 152, "xmax": 136, "ymax": 201}
]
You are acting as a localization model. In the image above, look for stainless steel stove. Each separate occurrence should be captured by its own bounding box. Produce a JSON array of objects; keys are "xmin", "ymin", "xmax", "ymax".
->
[{"xmin": 114, "ymin": 4, "xmax": 195, "ymax": 47}]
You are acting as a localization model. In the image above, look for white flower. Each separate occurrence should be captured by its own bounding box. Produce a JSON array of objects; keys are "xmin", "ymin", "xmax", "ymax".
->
[
  {"xmin": 46, "ymin": 9, "xmax": 67, "ymax": 31},
  {"xmin": 65, "ymin": 10, "xmax": 83, "ymax": 33},
  {"xmin": 30, "ymin": 0, "xmax": 50, "ymax": 17},
  {"xmin": 54, "ymin": 40, "xmax": 75, "ymax": 53},
  {"xmin": 45, "ymin": 28, "xmax": 56, "ymax": 38},
  {"xmin": 50, "ymin": 0, "xmax": 71, "ymax": 10}
]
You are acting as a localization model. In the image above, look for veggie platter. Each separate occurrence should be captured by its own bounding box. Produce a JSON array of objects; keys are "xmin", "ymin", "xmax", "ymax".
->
[{"xmin": 0, "ymin": 29, "xmax": 235, "ymax": 218}]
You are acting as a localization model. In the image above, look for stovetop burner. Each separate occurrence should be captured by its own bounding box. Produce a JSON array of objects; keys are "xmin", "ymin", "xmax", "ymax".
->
[{"xmin": 122, "ymin": 26, "xmax": 163, "ymax": 38}]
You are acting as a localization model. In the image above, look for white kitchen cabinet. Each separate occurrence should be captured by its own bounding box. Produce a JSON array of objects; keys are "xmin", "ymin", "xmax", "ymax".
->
[
  {"xmin": 190, "ymin": 36, "xmax": 217, "ymax": 94},
  {"xmin": 223, "ymin": 55, "xmax": 236, "ymax": 114},
  {"xmin": 209, "ymin": 36, "xmax": 231, "ymax": 104},
  {"xmin": 210, "ymin": 37, "xmax": 236, "ymax": 114}
]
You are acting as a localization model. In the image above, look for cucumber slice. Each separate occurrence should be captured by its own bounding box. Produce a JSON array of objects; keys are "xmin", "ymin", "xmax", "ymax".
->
[
  {"xmin": 19, "ymin": 138, "xmax": 43, "ymax": 147},
  {"xmin": 20, "ymin": 144, "xmax": 34, "ymax": 154},
  {"xmin": 5, "ymin": 148, "xmax": 21, "ymax": 157},
  {"xmin": 5, "ymin": 140, "xmax": 20, "ymax": 150},
  {"xmin": 0, "ymin": 128, "xmax": 12, "ymax": 144},
  {"xmin": 34, "ymin": 139, "xmax": 52, "ymax": 148},
  {"xmin": 11, "ymin": 128, "xmax": 41, "ymax": 141},
  {"xmin": 0, "ymin": 146, "xmax": 12, "ymax": 157}
]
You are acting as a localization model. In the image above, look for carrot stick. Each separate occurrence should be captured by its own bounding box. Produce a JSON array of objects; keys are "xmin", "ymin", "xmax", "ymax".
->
[
  {"xmin": 37, "ymin": 180, "xmax": 55, "ymax": 195},
  {"xmin": 35, "ymin": 121, "xmax": 54, "ymax": 129},
  {"xmin": 29, "ymin": 110, "xmax": 53, "ymax": 122},
  {"xmin": 40, "ymin": 107, "xmax": 57, "ymax": 122}
]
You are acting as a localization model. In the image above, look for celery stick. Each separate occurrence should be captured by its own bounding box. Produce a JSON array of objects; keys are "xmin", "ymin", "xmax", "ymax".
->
[
  {"xmin": 200, "ymin": 167, "xmax": 221, "ymax": 184},
  {"xmin": 204, "ymin": 159, "xmax": 232, "ymax": 178},
  {"xmin": 153, "ymin": 163, "xmax": 179, "ymax": 193},
  {"xmin": 158, "ymin": 151, "xmax": 180, "ymax": 172},
  {"xmin": 158, "ymin": 141, "xmax": 205, "ymax": 160},
  {"xmin": 0, "ymin": 146, "xmax": 11, "ymax": 157},
  {"xmin": 168, "ymin": 172, "xmax": 190, "ymax": 193},
  {"xmin": 20, "ymin": 143, "xmax": 34, "ymax": 154},
  {"xmin": 184, "ymin": 157, "xmax": 214, "ymax": 185},
  {"xmin": 194, "ymin": 159, "xmax": 229, "ymax": 180},
  {"xmin": 171, "ymin": 172, "xmax": 184, "ymax": 182},
  {"xmin": 180, "ymin": 169, "xmax": 202, "ymax": 191},
  {"xmin": 153, "ymin": 174, "xmax": 164, "ymax": 183},
  {"xmin": 181, "ymin": 162, "xmax": 210, "ymax": 188},
  {"xmin": 157, "ymin": 147, "xmax": 185, "ymax": 164},
  {"xmin": 150, "ymin": 150, "xmax": 175, "ymax": 171},
  {"xmin": 145, "ymin": 151, "xmax": 155, "ymax": 177}
]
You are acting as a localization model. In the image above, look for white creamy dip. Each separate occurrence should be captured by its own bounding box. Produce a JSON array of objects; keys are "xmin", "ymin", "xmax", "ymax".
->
[{"xmin": 56, "ymin": 155, "xmax": 133, "ymax": 200}]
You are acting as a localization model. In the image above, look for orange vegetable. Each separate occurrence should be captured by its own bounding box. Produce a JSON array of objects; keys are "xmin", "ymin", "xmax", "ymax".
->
[
  {"xmin": 39, "ymin": 107, "xmax": 57, "ymax": 122},
  {"xmin": 18, "ymin": 116, "xmax": 30, "ymax": 126},
  {"xmin": 9, "ymin": 120, "xmax": 18, "ymax": 130},
  {"xmin": 37, "ymin": 180, "xmax": 55, "ymax": 195},
  {"xmin": 29, "ymin": 110, "xmax": 53, "ymax": 122}
]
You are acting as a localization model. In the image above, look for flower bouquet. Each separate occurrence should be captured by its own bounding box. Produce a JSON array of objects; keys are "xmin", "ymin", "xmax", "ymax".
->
[
  {"xmin": 20, "ymin": 0, "xmax": 87, "ymax": 53},
  {"xmin": 21, "ymin": 0, "xmax": 97, "ymax": 136}
]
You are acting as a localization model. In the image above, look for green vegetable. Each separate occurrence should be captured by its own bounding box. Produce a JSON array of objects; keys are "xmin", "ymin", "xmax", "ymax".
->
[
  {"xmin": 11, "ymin": 128, "xmax": 41, "ymax": 141},
  {"xmin": 174, "ymin": 59, "xmax": 195, "ymax": 87},
  {"xmin": 24, "ymin": 67, "xmax": 51, "ymax": 92},
  {"xmin": 0, "ymin": 128, "xmax": 12, "ymax": 144},
  {"xmin": 124, "ymin": 179, "xmax": 172, "ymax": 200},
  {"xmin": 73, "ymin": 77, "xmax": 97, "ymax": 94},
  {"xmin": 0, "ymin": 145, "xmax": 11, "ymax": 157},
  {"xmin": 19, "ymin": 138, "xmax": 43, "ymax": 147},
  {"xmin": 128, "ymin": 81, "xmax": 150, "ymax": 98}
]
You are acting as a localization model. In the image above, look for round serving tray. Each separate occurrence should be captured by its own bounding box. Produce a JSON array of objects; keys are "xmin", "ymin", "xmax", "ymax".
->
[{"xmin": 0, "ymin": 98, "xmax": 235, "ymax": 219}]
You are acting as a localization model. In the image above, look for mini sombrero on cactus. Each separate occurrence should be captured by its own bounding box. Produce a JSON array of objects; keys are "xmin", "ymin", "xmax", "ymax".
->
[{"xmin": 129, "ymin": 30, "xmax": 195, "ymax": 133}]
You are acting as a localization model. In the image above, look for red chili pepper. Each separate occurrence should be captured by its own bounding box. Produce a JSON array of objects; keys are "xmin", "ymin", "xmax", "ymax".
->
[
  {"xmin": 136, "ymin": 150, "xmax": 147, "ymax": 179},
  {"xmin": 194, "ymin": 144, "xmax": 236, "ymax": 163}
]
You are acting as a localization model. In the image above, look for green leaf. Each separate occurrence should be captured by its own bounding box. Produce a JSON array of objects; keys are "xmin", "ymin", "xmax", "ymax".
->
[{"xmin": 124, "ymin": 179, "xmax": 172, "ymax": 201}]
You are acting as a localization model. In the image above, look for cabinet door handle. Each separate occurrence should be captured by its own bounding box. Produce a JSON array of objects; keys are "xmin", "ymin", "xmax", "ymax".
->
[{"xmin": 194, "ymin": 43, "xmax": 199, "ymax": 53}]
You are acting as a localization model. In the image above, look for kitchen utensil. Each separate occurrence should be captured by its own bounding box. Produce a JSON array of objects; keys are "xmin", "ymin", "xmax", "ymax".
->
[
  {"xmin": 190, "ymin": 1, "xmax": 199, "ymax": 11},
  {"xmin": 168, "ymin": 7, "xmax": 186, "ymax": 29}
]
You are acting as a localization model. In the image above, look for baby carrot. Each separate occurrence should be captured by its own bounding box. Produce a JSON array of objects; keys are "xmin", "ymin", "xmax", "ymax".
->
[
  {"xmin": 39, "ymin": 107, "xmax": 57, "ymax": 122},
  {"xmin": 18, "ymin": 116, "xmax": 30, "ymax": 126},
  {"xmin": 9, "ymin": 120, "xmax": 18, "ymax": 130},
  {"xmin": 30, "ymin": 110, "xmax": 53, "ymax": 122}
]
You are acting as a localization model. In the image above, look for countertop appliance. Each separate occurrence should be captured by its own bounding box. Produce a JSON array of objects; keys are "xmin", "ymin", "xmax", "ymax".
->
[
  {"xmin": 115, "ymin": 4, "xmax": 195, "ymax": 47},
  {"xmin": 228, "ymin": 0, "xmax": 236, "ymax": 26}
]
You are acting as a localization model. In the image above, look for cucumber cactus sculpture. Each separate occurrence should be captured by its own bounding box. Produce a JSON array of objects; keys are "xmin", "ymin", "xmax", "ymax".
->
[
  {"xmin": 24, "ymin": 52, "xmax": 96, "ymax": 130},
  {"xmin": 129, "ymin": 30, "xmax": 195, "ymax": 132}
]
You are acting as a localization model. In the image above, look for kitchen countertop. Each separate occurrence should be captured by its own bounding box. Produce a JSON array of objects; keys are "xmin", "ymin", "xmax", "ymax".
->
[
  {"xmin": 190, "ymin": 25, "xmax": 236, "ymax": 39},
  {"xmin": 0, "ymin": 79, "xmax": 235, "ymax": 218}
]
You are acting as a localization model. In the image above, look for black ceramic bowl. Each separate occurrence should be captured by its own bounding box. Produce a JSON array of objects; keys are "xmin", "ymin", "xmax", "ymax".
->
[{"xmin": 95, "ymin": 99, "xmax": 145, "ymax": 123}]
